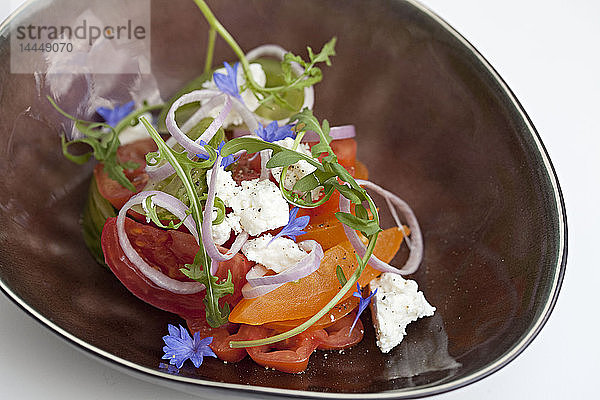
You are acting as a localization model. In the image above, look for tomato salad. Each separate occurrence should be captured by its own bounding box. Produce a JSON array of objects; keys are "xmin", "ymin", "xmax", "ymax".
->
[{"xmin": 55, "ymin": 0, "xmax": 434, "ymax": 374}]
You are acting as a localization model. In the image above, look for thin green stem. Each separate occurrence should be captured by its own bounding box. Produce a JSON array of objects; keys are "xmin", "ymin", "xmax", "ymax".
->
[
  {"xmin": 203, "ymin": 27, "xmax": 216, "ymax": 75},
  {"xmin": 192, "ymin": 0, "xmax": 259, "ymax": 91}
]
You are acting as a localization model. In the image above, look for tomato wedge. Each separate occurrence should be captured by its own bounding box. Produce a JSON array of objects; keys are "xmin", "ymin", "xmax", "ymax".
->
[
  {"xmin": 318, "ymin": 312, "xmax": 364, "ymax": 350},
  {"xmin": 186, "ymin": 318, "xmax": 248, "ymax": 363},
  {"xmin": 101, "ymin": 217, "xmax": 253, "ymax": 318},
  {"xmin": 239, "ymin": 325, "xmax": 327, "ymax": 374},
  {"xmin": 229, "ymin": 227, "xmax": 407, "ymax": 325},
  {"xmin": 94, "ymin": 138, "xmax": 157, "ymax": 209}
]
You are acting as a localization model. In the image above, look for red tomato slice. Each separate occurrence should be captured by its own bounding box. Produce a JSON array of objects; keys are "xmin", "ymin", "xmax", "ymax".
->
[
  {"xmin": 231, "ymin": 152, "xmax": 261, "ymax": 184},
  {"xmin": 94, "ymin": 138, "xmax": 157, "ymax": 209},
  {"xmin": 318, "ymin": 312, "xmax": 364, "ymax": 350},
  {"xmin": 186, "ymin": 318, "xmax": 248, "ymax": 363},
  {"xmin": 101, "ymin": 217, "xmax": 253, "ymax": 318},
  {"xmin": 238, "ymin": 325, "xmax": 327, "ymax": 373}
]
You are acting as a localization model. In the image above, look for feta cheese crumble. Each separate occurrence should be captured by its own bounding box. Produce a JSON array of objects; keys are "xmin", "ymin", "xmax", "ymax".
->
[
  {"xmin": 202, "ymin": 63, "xmax": 266, "ymax": 128},
  {"xmin": 242, "ymin": 234, "xmax": 307, "ymax": 273},
  {"xmin": 369, "ymin": 272, "xmax": 435, "ymax": 353},
  {"xmin": 206, "ymin": 169, "xmax": 289, "ymax": 237}
]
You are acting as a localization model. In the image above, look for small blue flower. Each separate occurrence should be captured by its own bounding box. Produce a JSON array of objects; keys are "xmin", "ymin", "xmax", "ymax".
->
[
  {"xmin": 350, "ymin": 283, "xmax": 377, "ymax": 335},
  {"xmin": 213, "ymin": 62, "xmax": 241, "ymax": 99},
  {"xmin": 162, "ymin": 324, "xmax": 216, "ymax": 369},
  {"xmin": 197, "ymin": 140, "xmax": 239, "ymax": 168},
  {"xmin": 96, "ymin": 101, "xmax": 135, "ymax": 127},
  {"xmin": 255, "ymin": 121, "xmax": 295, "ymax": 143},
  {"xmin": 269, "ymin": 207, "xmax": 309, "ymax": 245}
]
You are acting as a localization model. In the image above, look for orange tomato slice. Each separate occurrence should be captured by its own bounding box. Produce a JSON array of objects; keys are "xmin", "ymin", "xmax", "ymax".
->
[{"xmin": 229, "ymin": 227, "xmax": 407, "ymax": 325}]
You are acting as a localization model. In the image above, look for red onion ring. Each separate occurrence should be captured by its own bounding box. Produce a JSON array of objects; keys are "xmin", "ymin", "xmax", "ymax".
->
[
  {"xmin": 241, "ymin": 266, "xmax": 283, "ymax": 299},
  {"xmin": 117, "ymin": 191, "xmax": 204, "ymax": 294},
  {"xmin": 166, "ymin": 91, "xmax": 232, "ymax": 157},
  {"xmin": 146, "ymin": 92, "xmax": 232, "ymax": 182},
  {"xmin": 339, "ymin": 180, "xmax": 423, "ymax": 275},
  {"xmin": 301, "ymin": 125, "xmax": 356, "ymax": 143},
  {"xmin": 181, "ymin": 95, "xmax": 225, "ymax": 134},
  {"xmin": 201, "ymin": 155, "xmax": 249, "ymax": 271},
  {"xmin": 245, "ymin": 240, "xmax": 323, "ymax": 288},
  {"xmin": 231, "ymin": 96, "xmax": 259, "ymax": 133}
]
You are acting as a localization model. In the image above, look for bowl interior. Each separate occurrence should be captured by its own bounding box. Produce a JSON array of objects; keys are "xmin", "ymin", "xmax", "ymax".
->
[{"xmin": 0, "ymin": 0, "xmax": 565, "ymax": 396}]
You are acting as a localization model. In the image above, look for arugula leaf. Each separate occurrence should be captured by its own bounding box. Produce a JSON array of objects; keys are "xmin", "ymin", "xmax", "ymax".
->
[
  {"xmin": 180, "ymin": 253, "xmax": 234, "ymax": 328},
  {"xmin": 221, "ymin": 136, "xmax": 322, "ymax": 170},
  {"xmin": 49, "ymin": 96, "xmax": 163, "ymax": 192},
  {"xmin": 335, "ymin": 211, "xmax": 382, "ymax": 237}
]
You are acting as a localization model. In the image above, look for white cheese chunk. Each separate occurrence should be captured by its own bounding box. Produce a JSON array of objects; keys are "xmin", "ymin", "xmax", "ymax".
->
[
  {"xmin": 227, "ymin": 178, "xmax": 289, "ymax": 236},
  {"xmin": 207, "ymin": 169, "xmax": 289, "ymax": 237},
  {"xmin": 242, "ymin": 234, "xmax": 307, "ymax": 273},
  {"xmin": 210, "ymin": 214, "xmax": 242, "ymax": 246},
  {"xmin": 201, "ymin": 63, "xmax": 266, "ymax": 128},
  {"xmin": 369, "ymin": 272, "xmax": 436, "ymax": 353}
]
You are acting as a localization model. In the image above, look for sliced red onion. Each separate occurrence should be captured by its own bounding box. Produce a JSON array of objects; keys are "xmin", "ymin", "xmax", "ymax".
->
[
  {"xmin": 165, "ymin": 90, "xmax": 230, "ymax": 157},
  {"xmin": 117, "ymin": 191, "xmax": 204, "ymax": 294},
  {"xmin": 245, "ymin": 240, "xmax": 323, "ymax": 287},
  {"xmin": 242, "ymin": 264, "xmax": 284, "ymax": 298},
  {"xmin": 241, "ymin": 280, "xmax": 283, "ymax": 299},
  {"xmin": 181, "ymin": 95, "xmax": 225, "ymax": 134},
  {"xmin": 245, "ymin": 44, "xmax": 314, "ymax": 120},
  {"xmin": 339, "ymin": 180, "xmax": 423, "ymax": 275},
  {"xmin": 146, "ymin": 92, "xmax": 231, "ymax": 182},
  {"xmin": 231, "ymin": 96, "xmax": 259, "ymax": 134},
  {"xmin": 301, "ymin": 125, "xmax": 356, "ymax": 142},
  {"xmin": 201, "ymin": 155, "xmax": 249, "ymax": 270}
]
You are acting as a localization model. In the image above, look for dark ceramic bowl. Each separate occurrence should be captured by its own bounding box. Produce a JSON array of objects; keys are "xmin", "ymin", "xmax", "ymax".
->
[{"xmin": 0, "ymin": 0, "xmax": 566, "ymax": 398}]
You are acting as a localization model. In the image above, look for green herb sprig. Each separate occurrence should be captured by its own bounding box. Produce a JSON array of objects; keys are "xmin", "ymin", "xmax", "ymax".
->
[
  {"xmin": 139, "ymin": 117, "xmax": 233, "ymax": 328},
  {"xmin": 192, "ymin": 0, "xmax": 335, "ymax": 110},
  {"xmin": 48, "ymin": 96, "xmax": 162, "ymax": 191}
]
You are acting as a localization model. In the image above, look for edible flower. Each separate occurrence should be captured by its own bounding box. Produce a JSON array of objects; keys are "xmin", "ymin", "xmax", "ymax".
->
[
  {"xmin": 349, "ymin": 283, "xmax": 377, "ymax": 335},
  {"xmin": 269, "ymin": 206, "xmax": 309, "ymax": 244},
  {"xmin": 162, "ymin": 324, "xmax": 216, "ymax": 368},
  {"xmin": 214, "ymin": 62, "xmax": 241, "ymax": 99},
  {"xmin": 197, "ymin": 140, "xmax": 240, "ymax": 168},
  {"xmin": 96, "ymin": 100, "xmax": 135, "ymax": 127},
  {"xmin": 255, "ymin": 120, "xmax": 295, "ymax": 142}
]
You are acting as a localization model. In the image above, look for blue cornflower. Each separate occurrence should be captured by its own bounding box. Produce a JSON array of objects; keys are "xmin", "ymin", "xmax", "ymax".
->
[
  {"xmin": 217, "ymin": 140, "xmax": 240, "ymax": 168},
  {"xmin": 213, "ymin": 62, "xmax": 241, "ymax": 99},
  {"xmin": 96, "ymin": 100, "xmax": 135, "ymax": 127},
  {"xmin": 161, "ymin": 324, "xmax": 216, "ymax": 369},
  {"xmin": 349, "ymin": 283, "xmax": 377, "ymax": 335},
  {"xmin": 255, "ymin": 121, "xmax": 295, "ymax": 143},
  {"xmin": 269, "ymin": 207, "xmax": 309, "ymax": 245},
  {"xmin": 197, "ymin": 140, "xmax": 240, "ymax": 168}
]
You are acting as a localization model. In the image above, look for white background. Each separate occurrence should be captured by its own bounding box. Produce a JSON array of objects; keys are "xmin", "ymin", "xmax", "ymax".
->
[{"xmin": 0, "ymin": 0, "xmax": 598, "ymax": 399}]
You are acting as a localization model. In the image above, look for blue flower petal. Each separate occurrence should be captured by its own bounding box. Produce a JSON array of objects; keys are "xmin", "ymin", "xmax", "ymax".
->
[
  {"xmin": 161, "ymin": 324, "xmax": 215, "ymax": 369},
  {"xmin": 214, "ymin": 62, "xmax": 241, "ymax": 99},
  {"xmin": 349, "ymin": 284, "xmax": 377, "ymax": 334},
  {"xmin": 96, "ymin": 100, "xmax": 135, "ymax": 127},
  {"xmin": 255, "ymin": 121, "xmax": 295, "ymax": 143},
  {"xmin": 269, "ymin": 207, "xmax": 310, "ymax": 245}
]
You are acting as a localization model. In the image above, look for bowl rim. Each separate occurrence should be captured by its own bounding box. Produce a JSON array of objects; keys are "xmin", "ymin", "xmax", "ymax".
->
[{"xmin": 0, "ymin": 0, "xmax": 567, "ymax": 398}]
